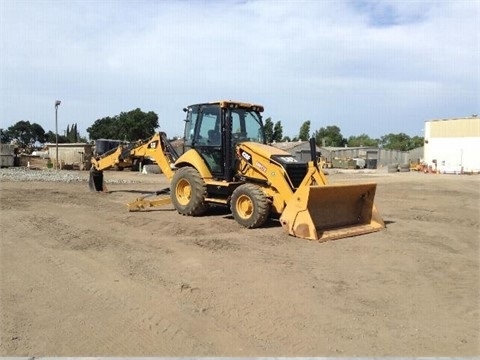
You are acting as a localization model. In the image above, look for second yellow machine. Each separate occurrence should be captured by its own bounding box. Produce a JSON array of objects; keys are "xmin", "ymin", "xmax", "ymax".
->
[{"xmin": 90, "ymin": 100, "xmax": 384, "ymax": 242}]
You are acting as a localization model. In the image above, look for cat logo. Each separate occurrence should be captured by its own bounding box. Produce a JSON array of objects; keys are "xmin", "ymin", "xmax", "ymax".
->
[{"xmin": 240, "ymin": 150, "xmax": 252, "ymax": 164}]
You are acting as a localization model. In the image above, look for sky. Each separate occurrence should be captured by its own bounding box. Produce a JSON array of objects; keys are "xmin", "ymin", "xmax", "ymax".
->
[{"xmin": 1, "ymin": 0, "xmax": 479, "ymax": 140}]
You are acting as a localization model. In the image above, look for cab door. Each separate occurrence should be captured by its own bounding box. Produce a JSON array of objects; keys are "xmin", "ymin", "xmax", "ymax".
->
[{"xmin": 190, "ymin": 104, "xmax": 224, "ymax": 176}]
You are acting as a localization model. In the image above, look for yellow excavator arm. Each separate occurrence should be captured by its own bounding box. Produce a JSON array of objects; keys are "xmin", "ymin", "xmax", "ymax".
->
[{"xmin": 89, "ymin": 132, "xmax": 177, "ymax": 192}]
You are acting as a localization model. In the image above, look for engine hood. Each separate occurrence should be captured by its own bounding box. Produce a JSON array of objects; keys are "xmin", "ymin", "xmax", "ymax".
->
[{"xmin": 238, "ymin": 142, "xmax": 293, "ymax": 161}]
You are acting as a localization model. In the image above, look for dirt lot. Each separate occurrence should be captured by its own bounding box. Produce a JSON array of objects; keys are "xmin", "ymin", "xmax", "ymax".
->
[{"xmin": 0, "ymin": 169, "xmax": 478, "ymax": 356}]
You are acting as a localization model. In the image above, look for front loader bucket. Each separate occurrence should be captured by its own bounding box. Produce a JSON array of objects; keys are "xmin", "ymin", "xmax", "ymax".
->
[
  {"xmin": 280, "ymin": 183, "xmax": 385, "ymax": 242},
  {"xmin": 88, "ymin": 169, "xmax": 106, "ymax": 192}
]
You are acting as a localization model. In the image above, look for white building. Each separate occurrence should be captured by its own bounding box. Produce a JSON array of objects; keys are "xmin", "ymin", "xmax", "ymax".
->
[
  {"xmin": 45, "ymin": 142, "xmax": 93, "ymax": 169},
  {"xmin": 424, "ymin": 117, "xmax": 480, "ymax": 173}
]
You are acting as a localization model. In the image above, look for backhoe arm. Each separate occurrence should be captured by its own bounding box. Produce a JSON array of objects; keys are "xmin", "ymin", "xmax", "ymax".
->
[
  {"xmin": 126, "ymin": 132, "xmax": 178, "ymax": 181},
  {"xmin": 90, "ymin": 146, "xmax": 127, "ymax": 171},
  {"xmin": 89, "ymin": 132, "xmax": 178, "ymax": 192}
]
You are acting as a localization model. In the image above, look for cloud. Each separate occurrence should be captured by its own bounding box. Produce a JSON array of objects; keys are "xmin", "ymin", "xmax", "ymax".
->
[{"xmin": 1, "ymin": 0, "xmax": 478, "ymax": 139}]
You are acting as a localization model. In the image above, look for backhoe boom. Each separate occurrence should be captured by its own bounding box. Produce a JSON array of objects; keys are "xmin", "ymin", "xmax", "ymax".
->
[{"xmin": 89, "ymin": 132, "xmax": 178, "ymax": 191}]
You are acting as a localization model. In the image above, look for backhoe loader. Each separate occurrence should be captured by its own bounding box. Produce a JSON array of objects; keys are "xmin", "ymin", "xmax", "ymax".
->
[{"xmin": 90, "ymin": 100, "xmax": 384, "ymax": 242}]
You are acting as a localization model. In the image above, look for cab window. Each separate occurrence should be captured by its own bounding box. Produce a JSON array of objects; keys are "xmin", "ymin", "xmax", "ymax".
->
[
  {"xmin": 184, "ymin": 106, "xmax": 199, "ymax": 147},
  {"xmin": 196, "ymin": 105, "xmax": 221, "ymax": 146},
  {"xmin": 231, "ymin": 108, "xmax": 264, "ymax": 143}
]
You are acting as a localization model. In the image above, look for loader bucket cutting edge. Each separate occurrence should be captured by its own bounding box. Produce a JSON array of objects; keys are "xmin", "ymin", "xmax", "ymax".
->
[
  {"xmin": 89, "ymin": 169, "xmax": 106, "ymax": 192},
  {"xmin": 280, "ymin": 183, "xmax": 385, "ymax": 242}
]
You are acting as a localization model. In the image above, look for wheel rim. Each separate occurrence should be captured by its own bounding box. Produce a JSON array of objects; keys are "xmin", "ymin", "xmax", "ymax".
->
[
  {"xmin": 176, "ymin": 178, "xmax": 192, "ymax": 205},
  {"xmin": 236, "ymin": 194, "xmax": 253, "ymax": 219}
]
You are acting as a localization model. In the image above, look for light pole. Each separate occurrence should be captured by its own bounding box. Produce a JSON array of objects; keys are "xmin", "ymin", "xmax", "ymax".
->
[{"xmin": 55, "ymin": 100, "xmax": 61, "ymax": 169}]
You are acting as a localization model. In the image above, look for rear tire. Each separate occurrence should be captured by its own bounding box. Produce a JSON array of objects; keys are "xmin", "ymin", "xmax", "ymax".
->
[
  {"xmin": 231, "ymin": 184, "xmax": 270, "ymax": 228},
  {"xmin": 171, "ymin": 167, "xmax": 208, "ymax": 216}
]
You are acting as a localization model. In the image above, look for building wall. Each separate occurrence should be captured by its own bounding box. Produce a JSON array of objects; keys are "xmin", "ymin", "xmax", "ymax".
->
[
  {"xmin": 424, "ymin": 137, "xmax": 480, "ymax": 173},
  {"xmin": 273, "ymin": 141, "xmax": 424, "ymax": 169},
  {"xmin": 320, "ymin": 147, "xmax": 411, "ymax": 168},
  {"xmin": 47, "ymin": 143, "xmax": 93, "ymax": 166},
  {"xmin": 408, "ymin": 147, "xmax": 424, "ymax": 163},
  {"xmin": 270, "ymin": 141, "xmax": 322, "ymax": 161},
  {"xmin": 424, "ymin": 117, "xmax": 480, "ymax": 173},
  {"xmin": 0, "ymin": 143, "xmax": 15, "ymax": 167},
  {"xmin": 428, "ymin": 117, "xmax": 480, "ymax": 137}
]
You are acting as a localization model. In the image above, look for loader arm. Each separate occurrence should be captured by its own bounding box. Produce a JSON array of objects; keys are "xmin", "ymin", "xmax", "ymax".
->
[
  {"xmin": 235, "ymin": 142, "xmax": 326, "ymax": 214},
  {"xmin": 235, "ymin": 142, "xmax": 385, "ymax": 242}
]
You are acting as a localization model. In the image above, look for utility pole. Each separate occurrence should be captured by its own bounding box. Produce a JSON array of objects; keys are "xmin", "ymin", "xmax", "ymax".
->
[{"xmin": 55, "ymin": 100, "xmax": 61, "ymax": 169}]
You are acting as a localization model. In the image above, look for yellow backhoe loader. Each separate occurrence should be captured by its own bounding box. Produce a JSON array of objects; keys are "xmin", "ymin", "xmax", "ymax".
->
[{"xmin": 90, "ymin": 100, "xmax": 384, "ymax": 242}]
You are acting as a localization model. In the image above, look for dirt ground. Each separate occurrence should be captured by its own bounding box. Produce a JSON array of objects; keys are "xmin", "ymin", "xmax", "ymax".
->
[{"xmin": 0, "ymin": 169, "xmax": 478, "ymax": 356}]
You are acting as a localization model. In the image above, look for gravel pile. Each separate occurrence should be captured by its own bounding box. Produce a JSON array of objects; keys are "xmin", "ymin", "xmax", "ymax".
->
[{"xmin": 0, "ymin": 167, "xmax": 137, "ymax": 184}]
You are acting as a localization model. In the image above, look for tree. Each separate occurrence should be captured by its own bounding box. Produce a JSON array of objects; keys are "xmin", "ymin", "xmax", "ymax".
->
[
  {"xmin": 263, "ymin": 117, "xmax": 274, "ymax": 143},
  {"xmin": 0, "ymin": 128, "xmax": 8, "ymax": 143},
  {"xmin": 71, "ymin": 123, "xmax": 78, "ymax": 142},
  {"xmin": 410, "ymin": 135, "xmax": 424, "ymax": 149},
  {"xmin": 298, "ymin": 120, "xmax": 311, "ymax": 141},
  {"xmin": 379, "ymin": 133, "xmax": 418, "ymax": 151},
  {"xmin": 313, "ymin": 125, "xmax": 346, "ymax": 147},
  {"xmin": 87, "ymin": 116, "xmax": 117, "ymax": 140},
  {"xmin": 347, "ymin": 133, "xmax": 379, "ymax": 147},
  {"xmin": 272, "ymin": 121, "xmax": 283, "ymax": 142},
  {"xmin": 87, "ymin": 108, "xmax": 159, "ymax": 141},
  {"xmin": 3, "ymin": 120, "xmax": 46, "ymax": 148},
  {"xmin": 45, "ymin": 130, "xmax": 67, "ymax": 144},
  {"xmin": 65, "ymin": 123, "xmax": 85, "ymax": 143},
  {"xmin": 66, "ymin": 124, "xmax": 78, "ymax": 143},
  {"xmin": 119, "ymin": 108, "xmax": 159, "ymax": 140}
]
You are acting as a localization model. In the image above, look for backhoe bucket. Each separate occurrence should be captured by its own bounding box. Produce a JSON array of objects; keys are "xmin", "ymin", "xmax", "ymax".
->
[
  {"xmin": 280, "ymin": 183, "xmax": 384, "ymax": 242},
  {"xmin": 89, "ymin": 169, "xmax": 106, "ymax": 192}
]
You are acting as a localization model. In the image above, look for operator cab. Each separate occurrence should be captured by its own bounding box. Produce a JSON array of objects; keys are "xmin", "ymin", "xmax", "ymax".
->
[{"xmin": 183, "ymin": 101, "xmax": 265, "ymax": 181}]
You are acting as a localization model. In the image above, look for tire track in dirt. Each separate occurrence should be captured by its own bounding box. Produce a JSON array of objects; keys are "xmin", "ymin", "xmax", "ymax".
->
[
  {"xmin": 172, "ymin": 231, "xmax": 328, "ymax": 354},
  {"xmin": 1, "ymin": 237, "xmax": 136, "ymax": 354},
  {"xmin": 2, "ymin": 176, "xmax": 479, "ymax": 356},
  {"xmin": 3, "ymin": 213, "xmax": 170, "ymax": 354},
  {"xmin": 4, "ymin": 203, "xmax": 263, "ymax": 355},
  {"xmin": 115, "ymin": 214, "xmax": 323, "ymax": 354}
]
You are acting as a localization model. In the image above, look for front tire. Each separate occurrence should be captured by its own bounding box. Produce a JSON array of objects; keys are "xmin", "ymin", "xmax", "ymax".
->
[
  {"xmin": 231, "ymin": 184, "xmax": 270, "ymax": 228},
  {"xmin": 171, "ymin": 167, "xmax": 208, "ymax": 216}
]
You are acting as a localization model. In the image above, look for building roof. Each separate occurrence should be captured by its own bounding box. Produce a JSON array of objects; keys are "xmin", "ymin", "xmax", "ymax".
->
[
  {"xmin": 426, "ymin": 116, "xmax": 478, "ymax": 122},
  {"xmin": 45, "ymin": 143, "xmax": 92, "ymax": 147},
  {"xmin": 270, "ymin": 140, "xmax": 309, "ymax": 151},
  {"xmin": 322, "ymin": 146, "xmax": 378, "ymax": 151}
]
